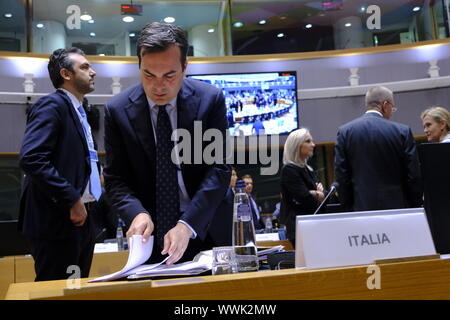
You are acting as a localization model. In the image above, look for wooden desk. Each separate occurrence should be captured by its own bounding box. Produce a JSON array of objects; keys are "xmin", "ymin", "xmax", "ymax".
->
[
  {"xmin": 6, "ymin": 257, "xmax": 450, "ymax": 300},
  {"xmin": 0, "ymin": 251, "xmax": 128, "ymax": 299},
  {"xmin": 0, "ymin": 257, "xmax": 15, "ymax": 299}
]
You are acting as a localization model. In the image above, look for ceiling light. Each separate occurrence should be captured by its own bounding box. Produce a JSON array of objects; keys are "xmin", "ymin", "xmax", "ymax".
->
[
  {"xmin": 233, "ymin": 22, "xmax": 243, "ymax": 28},
  {"xmin": 345, "ymin": 23, "xmax": 352, "ymax": 27},
  {"xmin": 258, "ymin": 20, "xmax": 266, "ymax": 25},
  {"xmin": 208, "ymin": 28, "xmax": 215, "ymax": 33},
  {"xmin": 88, "ymin": 19, "xmax": 94, "ymax": 24},
  {"xmin": 89, "ymin": 32, "xmax": 96, "ymax": 37},
  {"xmin": 122, "ymin": 16, "xmax": 134, "ymax": 23},
  {"xmin": 36, "ymin": 23, "xmax": 44, "ymax": 29},
  {"xmin": 413, "ymin": 7, "xmax": 421, "ymax": 12},
  {"xmin": 164, "ymin": 17, "xmax": 175, "ymax": 23},
  {"xmin": 98, "ymin": 54, "xmax": 105, "ymax": 56},
  {"xmin": 360, "ymin": 6, "xmax": 366, "ymax": 12},
  {"xmin": 80, "ymin": 13, "xmax": 92, "ymax": 21},
  {"xmin": 4, "ymin": 13, "xmax": 12, "ymax": 18},
  {"xmin": 277, "ymin": 33, "xmax": 285, "ymax": 38},
  {"xmin": 129, "ymin": 32, "xmax": 136, "ymax": 37},
  {"xmin": 306, "ymin": 24, "xmax": 312, "ymax": 29}
]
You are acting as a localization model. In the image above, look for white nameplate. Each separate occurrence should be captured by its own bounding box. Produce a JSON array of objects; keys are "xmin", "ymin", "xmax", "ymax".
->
[
  {"xmin": 295, "ymin": 208, "xmax": 436, "ymax": 269},
  {"xmin": 256, "ymin": 233, "xmax": 280, "ymax": 242}
]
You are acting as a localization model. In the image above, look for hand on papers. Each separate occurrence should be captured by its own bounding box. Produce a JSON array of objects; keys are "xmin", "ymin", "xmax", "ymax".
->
[
  {"xmin": 161, "ymin": 222, "xmax": 193, "ymax": 265},
  {"xmin": 70, "ymin": 198, "xmax": 87, "ymax": 226},
  {"xmin": 127, "ymin": 212, "xmax": 154, "ymax": 242}
]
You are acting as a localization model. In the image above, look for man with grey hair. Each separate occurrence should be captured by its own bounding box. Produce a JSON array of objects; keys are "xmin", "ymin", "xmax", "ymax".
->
[{"xmin": 334, "ymin": 86, "xmax": 422, "ymax": 212}]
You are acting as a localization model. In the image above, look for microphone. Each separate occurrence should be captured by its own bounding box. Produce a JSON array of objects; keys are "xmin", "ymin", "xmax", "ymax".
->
[{"xmin": 313, "ymin": 182, "xmax": 339, "ymax": 215}]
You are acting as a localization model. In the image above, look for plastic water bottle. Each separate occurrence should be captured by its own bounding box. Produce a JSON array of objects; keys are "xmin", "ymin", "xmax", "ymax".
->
[
  {"xmin": 116, "ymin": 218, "xmax": 125, "ymax": 251},
  {"xmin": 264, "ymin": 216, "xmax": 273, "ymax": 233},
  {"xmin": 232, "ymin": 180, "xmax": 259, "ymax": 272}
]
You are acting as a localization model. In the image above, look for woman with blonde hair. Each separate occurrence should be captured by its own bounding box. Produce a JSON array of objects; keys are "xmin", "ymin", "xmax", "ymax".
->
[
  {"xmin": 279, "ymin": 128, "xmax": 324, "ymax": 244},
  {"xmin": 421, "ymin": 106, "xmax": 450, "ymax": 143}
]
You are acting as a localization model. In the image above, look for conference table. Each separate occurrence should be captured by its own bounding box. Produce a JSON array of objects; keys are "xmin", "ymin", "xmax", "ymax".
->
[{"xmin": 5, "ymin": 255, "xmax": 450, "ymax": 300}]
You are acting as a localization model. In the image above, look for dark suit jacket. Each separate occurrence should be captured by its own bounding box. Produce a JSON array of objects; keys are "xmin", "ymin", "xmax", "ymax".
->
[
  {"xmin": 334, "ymin": 112, "xmax": 423, "ymax": 212},
  {"xmin": 279, "ymin": 163, "xmax": 320, "ymax": 242},
  {"xmin": 19, "ymin": 90, "xmax": 91, "ymax": 240},
  {"xmin": 103, "ymin": 78, "xmax": 231, "ymax": 246}
]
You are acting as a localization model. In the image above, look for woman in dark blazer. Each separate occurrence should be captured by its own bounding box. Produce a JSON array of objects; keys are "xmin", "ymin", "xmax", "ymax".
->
[{"xmin": 280, "ymin": 128, "xmax": 324, "ymax": 245}]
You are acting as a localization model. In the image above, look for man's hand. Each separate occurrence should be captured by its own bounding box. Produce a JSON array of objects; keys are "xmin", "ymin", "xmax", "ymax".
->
[
  {"xmin": 70, "ymin": 199, "xmax": 87, "ymax": 226},
  {"xmin": 126, "ymin": 213, "xmax": 154, "ymax": 243},
  {"xmin": 161, "ymin": 222, "xmax": 193, "ymax": 265}
]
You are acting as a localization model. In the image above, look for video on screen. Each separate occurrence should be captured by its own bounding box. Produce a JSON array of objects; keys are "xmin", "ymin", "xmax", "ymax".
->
[{"xmin": 188, "ymin": 72, "xmax": 299, "ymax": 136}]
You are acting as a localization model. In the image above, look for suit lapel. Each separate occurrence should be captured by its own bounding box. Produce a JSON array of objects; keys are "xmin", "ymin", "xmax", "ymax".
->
[
  {"xmin": 125, "ymin": 85, "xmax": 156, "ymax": 164},
  {"xmin": 56, "ymin": 90, "xmax": 90, "ymax": 164},
  {"xmin": 177, "ymin": 79, "xmax": 200, "ymax": 132}
]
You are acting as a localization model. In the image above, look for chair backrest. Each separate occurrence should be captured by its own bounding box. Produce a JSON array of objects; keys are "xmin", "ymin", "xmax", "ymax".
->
[{"xmin": 267, "ymin": 250, "xmax": 295, "ymax": 270}]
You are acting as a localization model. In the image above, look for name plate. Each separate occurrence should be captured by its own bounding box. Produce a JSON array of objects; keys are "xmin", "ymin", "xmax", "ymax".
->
[
  {"xmin": 295, "ymin": 208, "xmax": 436, "ymax": 269},
  {"xmin": 256, "ymin": 233, "xmax": 280, "ymax": 242}
]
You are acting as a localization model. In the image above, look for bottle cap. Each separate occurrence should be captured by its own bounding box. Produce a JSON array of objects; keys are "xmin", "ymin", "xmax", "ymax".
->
[{"xmin": 236, "ymin": 179, "xmax": 246, "ymax": 189}]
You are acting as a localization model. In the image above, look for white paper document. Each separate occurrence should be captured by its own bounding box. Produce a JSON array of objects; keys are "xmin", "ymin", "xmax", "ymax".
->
[
  {"xmin": 89, "ymin": 235, "xmax": 154, "ymax": 282},
  {"xmin": 89, "ymin": 235, "xmax": 211, "ymax": 282}
]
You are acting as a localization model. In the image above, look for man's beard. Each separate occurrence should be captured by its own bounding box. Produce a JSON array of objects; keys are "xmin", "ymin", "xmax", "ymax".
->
[{"xmin": 75, "ymin": 79, "xmax": 94, "ymax": 95}]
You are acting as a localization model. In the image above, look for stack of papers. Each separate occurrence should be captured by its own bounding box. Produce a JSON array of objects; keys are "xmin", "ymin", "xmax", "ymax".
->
[
  {"xmin": 89, "ymin": 235, "xmax": 211, "ymax": 282},
  {"xmin": 257, "ymin": 245, "xmax": 285, "ymax": 261},
  {"xmin": 89, "ymin": 236, "xmax": 285, "ymax": 282}
]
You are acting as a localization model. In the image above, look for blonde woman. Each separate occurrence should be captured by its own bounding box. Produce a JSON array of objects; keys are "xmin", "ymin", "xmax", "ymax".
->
[
  {"xmin": 280, "ymin": 128, "xmax": 324, "ymax": 244},
  {"xmin": 421, "ymin": 106, "xmax": 450, "ymax": 143}
]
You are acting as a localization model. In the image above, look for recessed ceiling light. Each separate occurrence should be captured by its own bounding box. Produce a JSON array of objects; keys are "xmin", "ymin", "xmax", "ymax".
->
[
  {"xmin": 36, "ymin": 23, "xmax": 44, "ymax": 29},
  {"xmin": 277, "ymin": 33, "xmax": 285, "ymax": 38},
  {"xmin": 306, "ymin": 24, "xmax": 312, "ymax": 29},
  {"xmin": 345, "ymin": 23, "xmax": 352, "ymax": 27},
  {"xmin": 208, "ymin": 28, "xmax": 215, "ymax": 33},
  {"xmin": 88, "ymin": 19, "xmax": 94, "ymax": 24},
  {"xmin": 89, "ymin": 32, "xmax": 96, "ymax": 37},
  {"xmin": 122, "ymin": 16, "xmax": 134, "ymax": 23},
  {"xmin": 164, "ymin": 17, "xmax": 175, "ymax": 23},
  {"xmin": 4, "ymin": 13, "xmax": 12, "ymax": 18},
  {"xmin": 258, "ymin": 20, "xmax": 266, "ymax": 25},
  {"xmin": 80, "ymin": 13, "xmax": 92, "ymax": 21},
  {"xmin": 129, "ymin": 32, "xmax": 136, "ymax": 37},
  {"xmin": 413, "ymin": 6, "xmax": 421, "ymax": 12},
  {"xmin": 233, "ymin": 22, "xmax": 243, "ymax": 28}
]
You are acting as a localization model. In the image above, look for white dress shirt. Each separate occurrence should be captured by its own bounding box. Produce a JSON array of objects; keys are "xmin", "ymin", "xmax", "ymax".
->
[{"xmin": 60, "ymin": 88, "xmax": 95, "ymax": 203}]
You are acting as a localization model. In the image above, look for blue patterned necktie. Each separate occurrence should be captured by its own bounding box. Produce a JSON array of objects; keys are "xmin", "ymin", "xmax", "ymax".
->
[
  {"xmin": 77, "ymin": 105, "xmax": 102, "ymax": 201},
  {"xmin": 155, "ymin": 105, "xmax": 180, "ymax": 248}
]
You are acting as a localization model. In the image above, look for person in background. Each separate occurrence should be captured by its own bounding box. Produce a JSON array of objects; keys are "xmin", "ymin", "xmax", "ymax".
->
[
  {"xmin": 334, "ymin": 86, "xmax": 422, "ymax": 212},
  {"xmin": 421, "ymin": 106, "xmax": 450, "ymax": 143},
  {"xmin": 18, "ymin": 47, "xmax": 99, "ymax": 281},
  {"xmin": 242, "ymin": 174, "xmax": 263, "ymax": 230},
  {"xmin": 279, "ymin": 128, "xmax": 324, "ymax": 244}
]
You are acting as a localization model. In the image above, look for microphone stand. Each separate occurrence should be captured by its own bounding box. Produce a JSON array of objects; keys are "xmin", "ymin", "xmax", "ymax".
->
[{"xmin": 313, "ymin": 184, "xmax": 338, "ymax": 215}]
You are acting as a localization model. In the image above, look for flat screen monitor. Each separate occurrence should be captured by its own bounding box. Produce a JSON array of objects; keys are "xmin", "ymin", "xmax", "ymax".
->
[
  {"xmin": 187, "ymin": 71, "xmax": 299, "ymax": 136},
  {"xmin": 0, "ymin": 220, "xmax": 31, "ymax": 257},
  {"xmin": 418, "ymin": 142, "xmax": 450, "ymax": 254}
]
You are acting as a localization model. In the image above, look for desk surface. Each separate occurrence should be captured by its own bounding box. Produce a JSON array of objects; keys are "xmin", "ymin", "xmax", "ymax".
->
[{"xmin": 6, "ymin": 257, "xmax": 450, "ymax": 300}]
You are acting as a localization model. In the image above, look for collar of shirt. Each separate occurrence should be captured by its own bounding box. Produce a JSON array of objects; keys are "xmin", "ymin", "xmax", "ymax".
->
[
  {"xmin": 147, "ymin": 96, "xmax": 178, "ymax": 115},
  {"xmin": 59, "ymin": 88, "xmax": 83, "ymax": 119},
  {"xmin": 365, "ymin": 110, "xmax": 383, "ymax": 117}
]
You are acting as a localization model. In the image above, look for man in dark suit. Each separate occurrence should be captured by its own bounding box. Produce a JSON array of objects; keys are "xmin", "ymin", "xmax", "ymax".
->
[
  {"xmin": 334, "ymin": 86, "xmax": 423, "ymax": 212},
  {"xmin": 19, "ymin": 47, "xmax": 100, "ymax": 281},
  {"xmin": 242, "ymin": 174, "xmax": 263, "ymax": 230},
  {"xmin": 104, "ymin": 22, "xmax": 230, "ymax": 265}
]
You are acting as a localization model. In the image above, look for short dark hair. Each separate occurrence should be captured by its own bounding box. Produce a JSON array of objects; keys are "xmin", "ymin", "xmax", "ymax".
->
[
  {"xmin": 48, "ymin": 47, "xmax": 85, "ymax": 89},
  {"xmin": 136, "ymin": 22, "xmax": 188, "ymax": 70}
]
